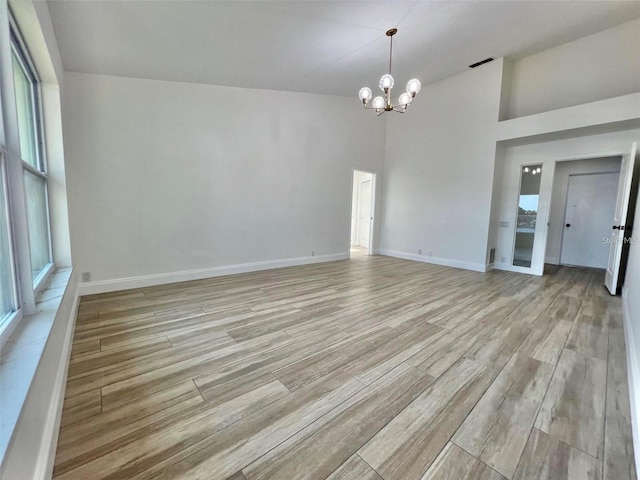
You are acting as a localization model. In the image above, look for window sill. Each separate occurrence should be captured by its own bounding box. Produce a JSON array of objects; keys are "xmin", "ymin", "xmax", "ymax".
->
[{"xmin": 0, "ymin": 267, "xmax": 72, "ymax": 465}]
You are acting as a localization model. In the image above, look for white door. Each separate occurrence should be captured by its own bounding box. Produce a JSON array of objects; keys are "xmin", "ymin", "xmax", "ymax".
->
[
  {"xmin": 605, "ymin": 142, "xmax": 637, "ymax": 294},
  {"xmin": 561, "ymin": 173, "xmax": 619, "ymax": 268},
  {"xmin": 358, "ymin": 179, "xmax": 372, "ymax": 248}
]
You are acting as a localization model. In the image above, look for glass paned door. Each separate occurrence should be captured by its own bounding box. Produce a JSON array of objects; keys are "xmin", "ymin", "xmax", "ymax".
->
[{"xmin": 513, "ymin": 164, "xmax": 542, "ymax": 268}]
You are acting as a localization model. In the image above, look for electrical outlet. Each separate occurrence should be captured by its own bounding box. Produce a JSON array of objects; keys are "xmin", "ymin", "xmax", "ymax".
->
[
  {"xmin": 82, "ymin": 271, "xmax": 91, "ymax": 282},
  {"xmin": 311, "ymin": 250, "xmax": 316, "ymax": 257},
  {"xmin": 418, "ymin": 249, "xmax": 422, "ymax": 255},
  {"xmin": 427, "ymin": 251, "xmax": 433, "ymax": 257},
  {"xmin": 501, "ymin": 257, "xmax": 506, "ymax": 263}
]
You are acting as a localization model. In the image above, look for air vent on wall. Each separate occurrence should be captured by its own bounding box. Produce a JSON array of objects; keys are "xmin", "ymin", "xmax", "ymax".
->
[{"xmin": 469, "ymin": 57, "xmax": 494, "ymax": 69}]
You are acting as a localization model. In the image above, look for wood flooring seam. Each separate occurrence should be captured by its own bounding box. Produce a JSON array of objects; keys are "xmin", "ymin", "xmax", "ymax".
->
[
  {"xmin": 450, "ymin": 439, "xmax": 511, "ymax": 480},
  {"xmin": 356, "ymin": 452, "xmax": 385, "ymax": 480}
]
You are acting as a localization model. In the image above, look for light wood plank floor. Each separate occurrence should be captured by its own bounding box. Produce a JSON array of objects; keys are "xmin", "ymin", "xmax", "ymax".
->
[{"xmin": 54, "ymin": 253, "xmax": 636, "ymax": 480}]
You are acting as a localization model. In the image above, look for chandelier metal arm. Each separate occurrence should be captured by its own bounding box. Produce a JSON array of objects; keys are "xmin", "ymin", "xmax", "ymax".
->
[{"xmin": 362, "ymin": 103, "xmax": 407, "ymax": 115}]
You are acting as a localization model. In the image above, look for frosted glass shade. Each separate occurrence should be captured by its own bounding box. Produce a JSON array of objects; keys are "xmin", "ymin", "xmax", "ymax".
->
[
  {"xmin": 372, "ymin": 96, "xmax": 385, "ymax": 109},
  {"xmin": 379, "ymin": 74, "xmax": 394, "ymax": 91},
  {"xmin": 398, "ymin": 92, "xmax": 412, "ymax": 106},
  {"xmin": 406, "ymin": 78, "xmax": 421, "ymax": 95},
  {"xmin": 359, "ymin": 87, "xmax": 373, "ymax": 103}
]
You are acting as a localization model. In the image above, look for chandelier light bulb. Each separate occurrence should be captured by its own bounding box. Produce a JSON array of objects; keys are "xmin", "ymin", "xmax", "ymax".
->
[
  {"xmin": 398, "ymin": 92, "xmax": 412, "ymax": 106},
  {"xmin": 379, "ymin": 74, "xmax": 394, "ymax": 91},
  {"xmin": 536, "ymin": 167, "xmax": 541, "ymax": 173},
  {"xmin": 372, "ymin": 96, "xmax": 386, "ymax": 109},
  {"xmin": 359, "ymin": 87, "xmax": 373, "ymax": 103},
  {"xmin": 406, "ymin": 79, "xmax": 421, "ymax": 95},
  {"xmin": 524, "ymin": 167, "xmax": 530, "ymax": 173}
]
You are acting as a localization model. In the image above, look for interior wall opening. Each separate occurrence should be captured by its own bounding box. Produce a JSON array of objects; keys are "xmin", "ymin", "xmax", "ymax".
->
[
  {"xmin": 545, "ymin": 157, "xmax": 622, "ymax": 270},
  {"xmin": 350, "ymin": 170, "xmax": 375, "ymax": 257}
]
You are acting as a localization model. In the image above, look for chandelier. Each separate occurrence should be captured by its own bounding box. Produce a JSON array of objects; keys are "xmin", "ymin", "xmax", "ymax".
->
[{"xmin": 358, "ymin": 28, "xmax": 421, "ymax": 116}]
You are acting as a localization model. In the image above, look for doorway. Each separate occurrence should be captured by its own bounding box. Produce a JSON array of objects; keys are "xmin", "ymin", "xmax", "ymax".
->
[
  {"xmin": 350, "ymin": 170, "xmax": 375, "ymax": 256},
  {"xmin": 560, "ymin": 172, "xmax": 619, "ymax": 268},
  {"xmin": 545, "ymin": 156, "xmax": 622, "ymax": 271}
]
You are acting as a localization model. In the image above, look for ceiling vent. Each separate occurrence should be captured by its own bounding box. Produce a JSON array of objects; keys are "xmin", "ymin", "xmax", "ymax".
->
[{"xmin": 469, "ymin": 57, "xmax": 494, "ymax": 69}]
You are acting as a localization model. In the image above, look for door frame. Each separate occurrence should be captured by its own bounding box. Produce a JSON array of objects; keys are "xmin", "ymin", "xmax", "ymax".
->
[
  {"xmin": 508, "ymin": 161, "xmax": 555, "ymax": 276},
  {"xmin": 559, "ymin": 171, "xmax": 620, "ymax": 267},
  {"xmin": 357, "ymin": 178, "xmax": 372, "ymax": 248},
  {"xmin": 606, "ymin": 142, "xmax": 638, "ymax": 294},
  {"xmin": 349, "ymin": 169, "xmax": 376, "ymax": 257}
]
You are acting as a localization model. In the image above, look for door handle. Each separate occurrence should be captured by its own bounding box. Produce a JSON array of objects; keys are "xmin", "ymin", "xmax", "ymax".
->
[
  {"xmin": 565, "ymin": 224, "xmax": 571, "ymax": 228},
  {"xmin": 613, "ymin": 225, "xmax": 625, "ymax": 230}
]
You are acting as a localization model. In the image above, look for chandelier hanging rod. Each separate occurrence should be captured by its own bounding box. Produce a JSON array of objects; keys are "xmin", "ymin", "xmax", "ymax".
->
[{"xmin": 388, "ymin": 27, "xmax": 395, "ymax": 75}]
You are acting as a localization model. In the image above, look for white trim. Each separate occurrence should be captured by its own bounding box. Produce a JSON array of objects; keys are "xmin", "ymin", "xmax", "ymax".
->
[
  {"xmin": 33, "ymin": 261, "xmax": 55, "ymax": 297},
  {"xmin": 78, "ymin": 253, "xmax": 350, "ymax": 296},
  {"xmin": 35, "ymin": 282, "xmax": 79, "ymax": 480},
  {"xmin": 0, "ymin": 308, "xmax": 23, "ymax": 348},
  {"xmin": 492, "ymin": 261, "xmax": 545, "ymax": 276},
  {"xmin": 368, "ymin": 172, "xmax": 376, "ymax": 256},
  {"xmin": 621, "ymin": 285, "xmax": 640, "ymax": 478},
  {"xmin": 496, "ymin": 92, "xmax": 640, "ymax": 142},
  {"xmin": 379, "ymin": 249, "xmax": 486, "ymax": 273}
]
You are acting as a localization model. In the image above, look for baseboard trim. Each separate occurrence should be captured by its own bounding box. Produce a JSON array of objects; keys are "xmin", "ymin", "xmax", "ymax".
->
[
  {"xmin": 378, "ymin": 249, "xmax": 486, "ymax": 273},
  {"xmin": 78, "ymin": 253, "xmax": 350, "ymax": 296},
  {"xmin": 621, "ymin": 285, "xmax": 640, "ymax": 478},
  {"xmin": 36, "ymin": 280, "xmax": 80, "ymax": 480}
]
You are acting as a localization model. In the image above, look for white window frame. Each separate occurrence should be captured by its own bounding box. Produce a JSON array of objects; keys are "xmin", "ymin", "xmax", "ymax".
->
[
  {"xmin": 0, "ymin": 150, "xmax": 23, "ymax": 345},
  {"xmin": 9, "ymin": 13, "xmax": 54, "ymax": 294},
  {"xmin": 0, "ymin": 10, "xmax": 56, "ymax": 349}
]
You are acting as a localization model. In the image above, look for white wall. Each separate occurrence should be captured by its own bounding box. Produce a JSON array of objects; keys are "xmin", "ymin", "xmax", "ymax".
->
[
  {"xmin": 380, "ymin": 59, "xmax": 503, "ymax": 271},
  {"xmin": 546, "ymin": 157, "xmax": 621, "ymax": 264},
  {"xmin": 508, "ymin": 18, "xmax": 640, "ymax": 119},
  {"xmin": 495, "ymin": 129, "xmax": 640, "ymax": 274},
  {"xmin": 62, "ymin": 73, "xmax": 386, "ymax": 286}
]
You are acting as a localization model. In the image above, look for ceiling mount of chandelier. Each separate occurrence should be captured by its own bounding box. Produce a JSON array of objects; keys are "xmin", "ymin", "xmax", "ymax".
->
[{"xmin": 358, "ymin": 28, "xmax": 421, "ymax": 116}]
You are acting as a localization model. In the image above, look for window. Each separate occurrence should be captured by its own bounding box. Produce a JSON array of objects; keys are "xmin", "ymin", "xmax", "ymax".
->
[{"xmin": 11, "ymin": 26, "xmax": 52, "ymax": 285}]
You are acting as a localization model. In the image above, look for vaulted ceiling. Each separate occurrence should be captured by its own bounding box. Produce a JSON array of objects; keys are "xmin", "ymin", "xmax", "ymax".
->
[{"xmin": 47, "ymin": 0, "xmax": 640, "ymax": 97}]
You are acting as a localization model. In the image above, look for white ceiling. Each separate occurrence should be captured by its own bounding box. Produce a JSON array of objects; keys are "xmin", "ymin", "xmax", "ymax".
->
[{"xmin": 47, "ymin": 0, "xmax": 640, "ymax": 97}]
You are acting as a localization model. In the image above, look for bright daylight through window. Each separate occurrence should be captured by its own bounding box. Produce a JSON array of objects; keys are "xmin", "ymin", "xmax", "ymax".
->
[{"xmin": 11, "ymin": 26, "xmax": 52, "ymax": 284}]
